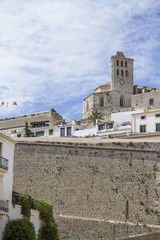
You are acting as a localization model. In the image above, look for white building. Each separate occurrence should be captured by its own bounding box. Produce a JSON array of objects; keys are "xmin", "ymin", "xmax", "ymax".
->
[
  {"xmin": 11, "ymin": 126, "xmax": 56, "ymax": 138},
  {"xmin": 0, "ymin": 132, "xmax": 42, "ymax": 239},
  {"xmin": 0, "ymin": 132, "xmax": 16, "ymax": 239},
  {"xmin": 132, "ymin": 109, "xmax": 160, "ymax": 135}
]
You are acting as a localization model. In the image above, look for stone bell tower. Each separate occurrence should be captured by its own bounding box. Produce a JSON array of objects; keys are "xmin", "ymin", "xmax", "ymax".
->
[{"xmin": 110, "ymin": 51, "xmax": 134, "ymax": 108}]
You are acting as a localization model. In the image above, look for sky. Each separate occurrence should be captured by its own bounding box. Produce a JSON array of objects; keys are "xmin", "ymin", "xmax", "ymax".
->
[{"xmin": 0, "ymin": 0, "xmax": 160, "ymax": 121}]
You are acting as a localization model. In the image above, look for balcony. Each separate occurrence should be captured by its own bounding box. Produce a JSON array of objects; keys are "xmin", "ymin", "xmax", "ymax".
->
[
  {"xmin": 0, "ymin": 156, "xmax": 8, "ymax": 172},
  {"xmin": 0, "ymin": 200, "xmax": 9, "ymax": 215}
]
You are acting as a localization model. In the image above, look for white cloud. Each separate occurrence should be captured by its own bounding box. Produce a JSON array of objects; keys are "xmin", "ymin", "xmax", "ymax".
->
[{"xmin": 0, "ymin": 0, "xmax": 160, "ymax": 120}]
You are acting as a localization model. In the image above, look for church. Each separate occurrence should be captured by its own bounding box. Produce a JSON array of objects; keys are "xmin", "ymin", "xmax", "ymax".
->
[{"xmin": 83, "ymin": 51, "xmax": 160, "ymax": 119}]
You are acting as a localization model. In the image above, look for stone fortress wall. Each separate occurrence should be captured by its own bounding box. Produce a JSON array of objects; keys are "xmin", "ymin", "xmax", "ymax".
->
[
  {"xmin": 119, "ymin": 232, "xmax": 160, "ymax": 240},
  {"xmin": 13, "ymin": 138, "xmax": 160, "ymax": 239}
]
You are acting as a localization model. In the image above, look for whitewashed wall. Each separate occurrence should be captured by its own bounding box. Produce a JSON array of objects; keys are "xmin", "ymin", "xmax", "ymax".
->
[
  {"xmin": 0, "ymin": 135, "xmax": 15, "ymax": 240},
  {"xmin": 132, "ymin": 110, "xmax": 160, "ymax": 133},
  {"xmin": 74, "ymin": 127, "xmax": 97, "ymax": 137},
  {"xmin": 111, "ymin": 109, "xmax": 144, "ymax": 125}
]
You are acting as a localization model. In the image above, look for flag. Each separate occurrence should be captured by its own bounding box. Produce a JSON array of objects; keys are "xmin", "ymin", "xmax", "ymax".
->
[
  {"xmin": 13, "ymin": 101, "xmax": 17, "ymax": 105},
  {"xmin": 1, "ymin": 101, "xmax": 4, "ymax": 107},
  {"xmin": 6, "ymin": 103, "xmax": 9, "ymax": 107}
]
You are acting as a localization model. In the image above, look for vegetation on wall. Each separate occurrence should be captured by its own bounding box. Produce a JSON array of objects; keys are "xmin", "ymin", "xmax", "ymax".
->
[
  {"xmin": 12, "ymin": 192, "xmax": 32, "ymax": 218},
  {"xmin": 2, "ymin": 218, "xmax": 36, "ymax": 240},
  {"xmin": 12, "ymin": 192, "xmax": 59, "ymax": 240},
  {"xmin": 34, "ymin": 199, "xmax": 59, "ymax": 240}
]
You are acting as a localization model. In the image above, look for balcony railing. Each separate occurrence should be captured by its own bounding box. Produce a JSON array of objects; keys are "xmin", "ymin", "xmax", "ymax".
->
[
  {"xmin": 0, "ymin": 156, "xmax": 9, "ymax": 171},
  {"xmin": 0, "ymin": 200, "xmax": 9, "ymax": 212}
]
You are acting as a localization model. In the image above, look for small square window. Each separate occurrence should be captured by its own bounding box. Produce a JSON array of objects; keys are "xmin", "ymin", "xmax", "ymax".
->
[
  {"xmin": 149, "ymin": 98, "xmax": 154, "ymax": 105},
  {"xmin": 98, "ymin": 124, "xmax": 105, "ymax": 130},
  {"xmin": 17, "ymin": 134, "xmax": 21, "ymax": 138},
  {"xmin": 49, "ymin": 129, "xmax": 53, "ymax": 135},
  {"xmin": 106, "ymin": 123, "xmax": 113, "ymax": 129},
  {"xmin": 156, "ymin": 114, "xmax": 160, "ymax": 118},
  {"xmin": 141, "ymin": 116, "xmax": 146, "ymax": 120},
  {"xmin": 140, "ymin": 125, "xmax": 146, "ymax": 133}
]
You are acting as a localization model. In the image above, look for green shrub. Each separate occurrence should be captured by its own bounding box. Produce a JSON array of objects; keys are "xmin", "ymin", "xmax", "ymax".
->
[
  {"xmin": 38, "ymin": 223, "xmax": 59, "ymax": 240},
  {"xmin": 2, "ymin": 218, "xmax": 36, "ymax": 240}
]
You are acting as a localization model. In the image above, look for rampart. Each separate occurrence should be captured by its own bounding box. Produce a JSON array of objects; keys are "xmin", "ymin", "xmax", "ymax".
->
[
  {"xmin": 13, "ymin": 138, "xmax": 160, "ymax": 239},
  {"xmin": 119, "ymin": 232, "xmax": 160, "ymax": 240}
]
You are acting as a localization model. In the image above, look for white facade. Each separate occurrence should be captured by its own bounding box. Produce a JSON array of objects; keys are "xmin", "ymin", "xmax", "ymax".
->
[
  {"xmin": 0, "ymin": 132, "xmax": 16, "ymax": 240},
  {"xmin": 111, "ymin": 109, "xmax": 144, "ymax": 126},
  {"xmin": 74, "ymin": 127, "xmax": 97, "ymax": 137},
  {"xmin": 0, "ymin": 132, "xmax": 42, "ymax": 239},
  {"xmin": 11, "ymin": 126, "xmax": 55, "ymax": 138},
  {"xmin": 132, "ymin": 109, "xmax": 160, "ymax": 134}
]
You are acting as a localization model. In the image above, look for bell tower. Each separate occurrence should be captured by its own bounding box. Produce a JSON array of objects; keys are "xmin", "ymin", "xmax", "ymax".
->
[{"xmin": 110, "ymin": 51, "xmax": 134, "ymax": 108}]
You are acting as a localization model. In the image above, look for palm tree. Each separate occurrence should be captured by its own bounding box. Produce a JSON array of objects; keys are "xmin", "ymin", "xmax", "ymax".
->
[{"xmin": 88, "ymin": 110, "xmax": 104, "ymax": 125}]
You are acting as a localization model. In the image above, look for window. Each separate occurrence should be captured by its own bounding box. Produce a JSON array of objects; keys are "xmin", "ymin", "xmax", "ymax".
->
[
  {"xmin": 140, "ymin": 125, "xmax": 146, "ymax": 133},
  {"xmin": 49, "ymin": 129, "xmax": 53, "ymax": 135},
  {"xmin": 126, "ymin": 70, "xmax": 129, "ymax": 76},
  {"xmin": 141, "ymin": 115, "xmax": 146, "ymax": 120},
  {"xmin": 17, "ymin": 134, "xmax": 21, "ymax": 138},
  {"xmin": 125, "ymin": 61, "xmax": 127, "ymax": 67},
  {"xmin": 156, "ymin": 114, "xmax": 160, "ymax": 118},
  {"xmin": 117, "ymin": 60, "xmax": 119, "ymax": 66},
  {"xmin": 35, "ymin": 131, "xmax": 44, "ymax": 137},
  {"xmin": 31, "ymin": 122, "xmax": 48, "ymax": 128},
  {"xmin": 121, "ymin": 61, "xmax": 123, "ymax": 67},
  {"xmin": 61, "ymin": 128, "xmax": 65, "ymax": 136},
  {"xmin": 156, "ymin": 123, "xmax": 160, "ymax": 132},
  {"xmin": 120, "ymin": 95, "xmax": 124, "ymax": 107},
  {"xmin": 149, "ymin": 98, "xmax": 154, "ymax": 105},
  {"xmin": 106, "ymin": 123, "xmax": 113, "ymax": 129},
  {"xmin": 117, "ymin": 69, "xmax": 119, "ymax": 75},
  {"xmin": 98, "ymin": 124, "xmax": 105, "ymax": 130},
  {"xmin": 99, "ymin": 97, "xmax": 104, "ymax": 107},
  {"xmin": 67, "ymin": 127, "xmax": 71, "ymax": 136},
  {"xmin": 121, "ymin": 70, "xmax": 123, "ymax": 76}
]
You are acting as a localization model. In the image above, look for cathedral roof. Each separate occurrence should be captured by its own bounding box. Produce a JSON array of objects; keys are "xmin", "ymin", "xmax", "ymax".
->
[{"xmin": 94, "ymin": 82, "xmax": 110, "ymax": 92}]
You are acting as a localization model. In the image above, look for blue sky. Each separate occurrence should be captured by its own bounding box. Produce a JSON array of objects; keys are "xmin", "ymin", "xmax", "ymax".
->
[{"xmin": 0, "ymin": 0, "xmax": 160, "ymax": 121}]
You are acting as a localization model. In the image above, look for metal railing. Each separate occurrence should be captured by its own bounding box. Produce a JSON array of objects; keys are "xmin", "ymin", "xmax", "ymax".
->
[
  {"xmin": 0, "ymin": 156, "xmax": 9, "ymax": 171},
  {"xmin": 0, "ymin": 200, "xmax": 9, "ymax": 212}
]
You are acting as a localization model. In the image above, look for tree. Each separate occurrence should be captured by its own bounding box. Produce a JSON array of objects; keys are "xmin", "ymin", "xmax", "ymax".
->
[
  {"xmin": 2, "ymin": 219, "xmax": 36, "ymax": 240},
  {"xmin": 24, "ymin": 122, "xmax": 31, "ymax": 137},
  {"xmin": 88, "ymin": 110, "xmax": 104, "ymax": 125}
]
